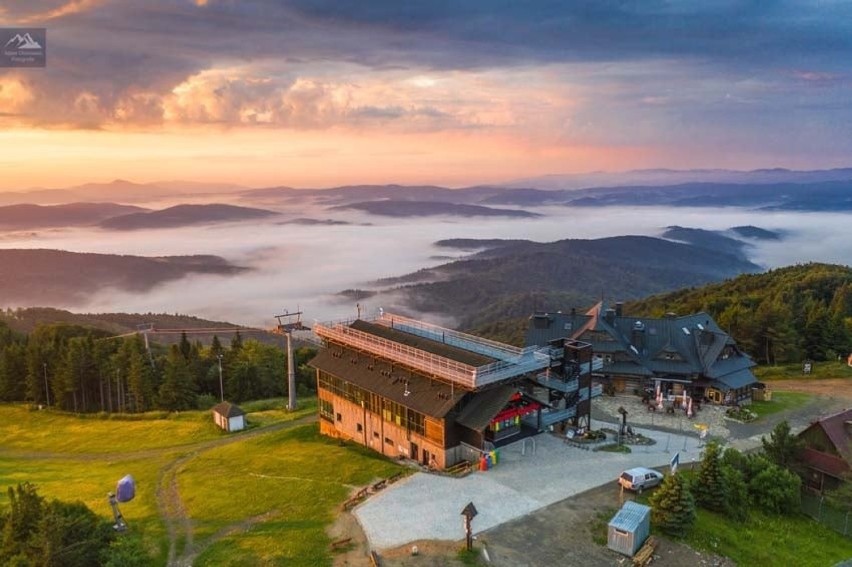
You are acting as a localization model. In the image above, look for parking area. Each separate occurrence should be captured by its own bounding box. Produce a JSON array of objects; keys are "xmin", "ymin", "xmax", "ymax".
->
[{"xmin": 355, "ymin": 419, "xmax": 729, "ymax": 550}]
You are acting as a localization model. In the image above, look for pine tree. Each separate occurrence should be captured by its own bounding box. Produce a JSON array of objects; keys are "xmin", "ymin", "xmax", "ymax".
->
[
  {"xmin": 158, "ymin": 345, "xmax": 197, "ymax": 411},
  {"xmin": 693, "ymin": 441, "xmax": 727, "ymax": 512},
  {"xmin": 648, "ymin": 473, "xmax": 696, "ymax": 537},
  {"xmin": 761, "ymin": 420, "xmax": 804, "ymax": 470}
]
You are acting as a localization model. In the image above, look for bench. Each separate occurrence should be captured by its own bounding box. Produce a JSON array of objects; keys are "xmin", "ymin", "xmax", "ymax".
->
[
  {"xmin": 330, "ymin": 537, "xmax": 352, "ymax": 550},
  {"xmin": 633, "ymin": 536, "xmax": 658, "ymax": 566},
  {"xmin": 341, "ymin": 487, "xmax": 369, "ymax": 511}
]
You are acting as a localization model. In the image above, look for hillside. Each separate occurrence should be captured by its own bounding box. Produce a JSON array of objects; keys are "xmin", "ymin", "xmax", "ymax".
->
[
  {"xmin": 99, "ymin": 204, "xmax": 278, "ymax": 230},
  {"xmin": 329, "ymin": 200, "xmax": 539, "ymax": 218},
  {"xmin": 627, "ymin": 263, "xmax": 852, "ymax": 364},
  {"xmin": 0, "ymin": 202, "xmax": 147, "ymax": 229},
  {"xmin": 371, "ymin": 233, "xmax": 760, "ymax": 330},
  {"xmin": 0, "ymin": 307, "xmax": 241, "ymax": 335},
  {"xmin": 0, "ymin": 249, "xmax": 246, "ymax": 305}
]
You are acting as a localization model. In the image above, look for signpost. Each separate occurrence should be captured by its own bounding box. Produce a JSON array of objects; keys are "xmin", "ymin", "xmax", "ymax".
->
[
  {"xmin": 670, "ymin": 452, "xmax": 679, "ymax": 475},
  {"xmin": 461, "ymin": 502, "xmax": 478, "ymax": 551}
]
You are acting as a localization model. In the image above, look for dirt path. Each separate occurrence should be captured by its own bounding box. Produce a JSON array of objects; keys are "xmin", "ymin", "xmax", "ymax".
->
[{"xmin": 157, "ymin": 414, "xmax": 319, "ymax": 566}]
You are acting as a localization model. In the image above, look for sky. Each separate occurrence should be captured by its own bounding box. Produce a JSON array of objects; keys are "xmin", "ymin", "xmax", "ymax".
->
[{"xmin": 1, "ymin": 1, "xmax": 852, "ymax": 189}]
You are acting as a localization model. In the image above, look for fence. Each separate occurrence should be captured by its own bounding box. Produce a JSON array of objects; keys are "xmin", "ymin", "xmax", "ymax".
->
[{"xmin": 801, "ymin": 491, "xmax": 851, "ymax": 538}]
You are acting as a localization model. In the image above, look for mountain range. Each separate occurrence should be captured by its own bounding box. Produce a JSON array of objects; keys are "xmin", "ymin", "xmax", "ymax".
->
[
  {"xmin": 0, "ymin": 249, "xmax": 246, "ymax": 306},
  {"xmin": 0, "ymin": 203, "xmax": 277, "ymax": 231},
  {"xmin": 354, "ymin": 228, "xmax": 763, "ymax": 330}
]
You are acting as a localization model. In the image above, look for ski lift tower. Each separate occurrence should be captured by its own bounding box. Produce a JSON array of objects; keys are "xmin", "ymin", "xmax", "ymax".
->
[{"xmin": 273, "ymin": 310, "xmax": 306, "ymax": 411}]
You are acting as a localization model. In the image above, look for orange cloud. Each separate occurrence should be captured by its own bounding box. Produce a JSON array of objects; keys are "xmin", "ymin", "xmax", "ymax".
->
[{"xmin": 19, "ymin": 0, "xmax": 104, "ymax": 23}]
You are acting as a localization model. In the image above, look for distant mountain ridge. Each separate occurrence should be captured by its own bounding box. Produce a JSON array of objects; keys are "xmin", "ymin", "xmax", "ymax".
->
[
  {"xmin": 0, "ymin": 202, "xmax": 147, "ymax": 229},
  {"xmin": 0, "ymin": 249, "xmax": 247, "ymax": 306},
  {"xmin": 330, "ymin": 200, "xmax": 539, "ymax": 218},
  {"xmin": 98, "ymin": 204, "xmax": 278, "ymax": 230},
  {"xmin": 356, "ymin": 230, "xmax": 761, "ymax": 329}
]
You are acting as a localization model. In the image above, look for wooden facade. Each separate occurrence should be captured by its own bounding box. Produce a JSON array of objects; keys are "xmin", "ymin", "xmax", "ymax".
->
[{"xmin": 311, "ymin": 314, "xmax": 596, "ymax": 470}]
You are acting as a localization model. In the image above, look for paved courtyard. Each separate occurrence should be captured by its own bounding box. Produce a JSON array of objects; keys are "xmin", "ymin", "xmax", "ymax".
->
[{"xmin": 355, "ymin": 419, "xmax": 743, "ymax": 550}]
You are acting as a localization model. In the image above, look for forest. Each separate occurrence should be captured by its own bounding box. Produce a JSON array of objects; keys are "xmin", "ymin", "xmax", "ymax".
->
[
  {"xmin": 0, "ymin": 321, "xmax": 316, "ymax": 412},
  {"xmin": 627, "ymin": 263, "xmax": 852, "ymax": 364}
]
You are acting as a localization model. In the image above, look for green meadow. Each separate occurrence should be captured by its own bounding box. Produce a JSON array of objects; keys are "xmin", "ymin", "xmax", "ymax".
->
[{"xmin": 0, "ymin": 401, "xmax": 403, "ymax": 566}]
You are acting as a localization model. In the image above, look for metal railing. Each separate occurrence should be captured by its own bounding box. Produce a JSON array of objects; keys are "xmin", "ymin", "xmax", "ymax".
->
[
  {"xmin": 377, "ymin": 313, "xmax": 525, "ymax": 361},
  {"xmin": 314, "ymin": 321, "xmax": 478, "ymax": 388},
  {"xmin": 315, "ymin": 312, "xmax": 552, "ymax": 389},
  {"xmin": 533, "ymin": 373, "xmax": 579, "ymax": 393},
  {"xmin": 541, "ymin": 406, "xmax": 577, "ymax": 427}
]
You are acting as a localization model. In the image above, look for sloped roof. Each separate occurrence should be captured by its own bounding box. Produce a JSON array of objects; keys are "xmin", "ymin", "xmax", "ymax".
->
[
  {"xmin": 608, "ymin": 501, "xmax": 651, "ymax": 532},
  {"xmin": 815, "ymin": 408, "xmax": 852, "ymax": 464},
  {"xmin": 801, "ymin": 447, "xmax": 850, "ymax": 478},
  {"xmin": 455, "ymin": 385, "xmax": 517, "ymax": 432},
  {"xmin": 310, "ymin": 348, "xmax": 464, "ymax": 418},
  {"xmin": 525, "ymin": 302, "xmax": 755, "ymax": 382},
  {"xmin": 711, "ymin": 368, "xmax": 759, "ymax": 391},
  {"xmin": 212, "ymin": 401, "xmax": 245, "ymax": 418}
]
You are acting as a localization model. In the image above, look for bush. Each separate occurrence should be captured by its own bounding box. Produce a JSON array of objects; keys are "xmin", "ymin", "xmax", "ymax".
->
[
  {"xmin": 748, "ymin": 461, "xmax": 801, "ymax": 514},
  {"xmin": 722, "ymin": 465, "xmax": 749, "ymax": 522}
]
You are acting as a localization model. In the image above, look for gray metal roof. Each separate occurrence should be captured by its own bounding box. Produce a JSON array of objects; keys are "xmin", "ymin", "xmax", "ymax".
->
[
  {"xmin": 455, "ymin": 385, "xmax": 517, "ymax": 432},
  {"xmin": 310, "ymin": 348, "xmax": 465, "ymax": 417},
  {"xmin": 712, "ymin": 368, "xmax": 759, "ymax": 391},
  {"xmin": 527, "ymin": 302, "xmax": 757, "ymax": 384},
  {"xmin": 608, "ymin": 501, "xmax": 651, "ymax": 532}
]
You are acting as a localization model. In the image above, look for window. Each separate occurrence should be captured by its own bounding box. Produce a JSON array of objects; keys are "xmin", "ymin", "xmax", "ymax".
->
[
  {"xmin": 384, "ymin": 437, "xmax": 393, "ymax": 445},
  {"xmin": 336, "ymin": 413, "xmax": 342, "ymax": 422},
  {"xmin": 319, "ymin": 398, "xmax": 334, "ymax": 422},
  {"xmin": 356, "ymin": 423, "xmax": 363, "ymax": 433},
  {"xmin": 373, "ymin": 431, "xmax": 380, "ymax": 439}
]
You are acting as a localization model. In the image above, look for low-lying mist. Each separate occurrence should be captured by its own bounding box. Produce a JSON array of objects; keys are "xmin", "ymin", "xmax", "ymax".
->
[{"xmin": 3, "ymin": 204, "xmax": 850, "ymax": 327}]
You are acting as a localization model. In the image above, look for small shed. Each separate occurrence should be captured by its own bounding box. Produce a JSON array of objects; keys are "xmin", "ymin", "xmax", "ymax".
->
[
  {"xmin": 212, "ymin": 402, "xmax": 246, "ymax": 432},
  {"xmin": 607, "ymin": 501, "xmax": 651, "ymax": 557}
]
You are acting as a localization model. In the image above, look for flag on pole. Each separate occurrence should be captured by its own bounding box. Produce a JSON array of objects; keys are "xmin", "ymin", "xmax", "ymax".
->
[{"xmin": 670, "ymin": 452, "xmax": 680, "ymax": 475}]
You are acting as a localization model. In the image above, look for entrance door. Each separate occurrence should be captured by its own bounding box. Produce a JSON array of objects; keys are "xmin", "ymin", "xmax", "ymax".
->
[
  {"xmin": 422, "ymin": 449, "xmax": 430, "ymax": 466},
  {"xmin": 410, "ymin": 441, "xmax": 419, "ymax": 461}
]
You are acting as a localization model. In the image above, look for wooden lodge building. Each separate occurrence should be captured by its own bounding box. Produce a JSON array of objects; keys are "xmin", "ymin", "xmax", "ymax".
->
[
  {"xmin": 310, "ymin": 312, "xmax": 600, "ymax": 470},
  {"xmin": 525, "ymin": 301, "xmax": 758, "ymax": 405},
  {"xmin": 799, "ymin": 408, "xmax": 852, "ymax": 493}
]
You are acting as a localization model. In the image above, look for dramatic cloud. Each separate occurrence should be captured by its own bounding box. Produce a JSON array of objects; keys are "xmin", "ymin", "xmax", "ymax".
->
[{"xmin": 1, "ymin": 1, "xmax": 851, "ymax": 185}]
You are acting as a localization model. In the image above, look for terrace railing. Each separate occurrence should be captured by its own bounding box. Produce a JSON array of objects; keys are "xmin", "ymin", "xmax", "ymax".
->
[{"xmin": 314, "ymin": 312, "xmax": 552, "ymax": 389}]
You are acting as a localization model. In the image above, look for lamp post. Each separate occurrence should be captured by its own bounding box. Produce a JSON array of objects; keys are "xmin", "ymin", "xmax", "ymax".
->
[
  {"xmin": 217, "ymin": 353, "xmax": 224, "ymax": 402},
  {"xmin": 42, "ymin": 362, "xmax": 50, "ymax": 407}
]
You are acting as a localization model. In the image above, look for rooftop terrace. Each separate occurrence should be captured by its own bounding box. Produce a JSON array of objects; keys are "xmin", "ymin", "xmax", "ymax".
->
[{"xmin": 313, "ymin": 312, "xmax": 551, "ymax": 390}]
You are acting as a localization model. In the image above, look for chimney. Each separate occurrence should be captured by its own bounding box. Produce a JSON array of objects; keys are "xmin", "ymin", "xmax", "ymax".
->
[
  {"xmin": 615, "ymin": 302, "xmax": 624, "ymax": 317},
  {"xmin": 632, "ymin": 320, "xmax": 646, "ymax": 351},
  {"xmin": 604, "ymin": 308, "xmax": 616, "ymax": 325}
]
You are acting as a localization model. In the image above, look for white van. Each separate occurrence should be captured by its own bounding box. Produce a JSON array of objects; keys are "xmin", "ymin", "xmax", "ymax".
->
[{"xmin": 618, "ymin": 467, "xmax": 664, "ymax": 493}]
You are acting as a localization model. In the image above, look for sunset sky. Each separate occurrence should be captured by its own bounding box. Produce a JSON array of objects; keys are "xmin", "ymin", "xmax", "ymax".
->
[{"xmin": 1, "ymin": 1, "xmax": 851, "ymax": 190}]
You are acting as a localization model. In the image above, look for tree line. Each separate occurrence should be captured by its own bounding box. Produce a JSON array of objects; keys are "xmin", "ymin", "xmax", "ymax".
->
[
  {"xmin": 628, "ymin": 263, "xmax": 852, "ymax": 364},
  {"xmin": 0, "ymin": 322, "xmax": 316, "ymax": 412}
]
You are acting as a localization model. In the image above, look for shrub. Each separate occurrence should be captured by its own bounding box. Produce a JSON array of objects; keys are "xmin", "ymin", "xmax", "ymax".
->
[
  {"xmin": 748, "ymin": 462, "xmax": 801, "ymax": 514},
  {"xmin": 722, "ymin": 465, "xmax": 749, "ymax": 522}
]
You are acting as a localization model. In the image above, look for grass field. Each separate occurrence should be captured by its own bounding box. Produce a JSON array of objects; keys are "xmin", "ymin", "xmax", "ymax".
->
[
  {"xmin": 685, "ymin": 508, "xmax": 852, "ymax": 567},
  {"xmin": 749, "ymin": 391, "xmax": 813, "ymax": 418},
  {"xmin": 0, "ymin": 398, "xmax": 403, "ymax": 566}
]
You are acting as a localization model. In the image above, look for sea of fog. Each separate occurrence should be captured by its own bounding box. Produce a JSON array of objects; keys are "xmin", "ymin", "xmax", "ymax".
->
[{"xmin": 4, "ymin": 205, "xmax": 851, "ymax": 327}]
